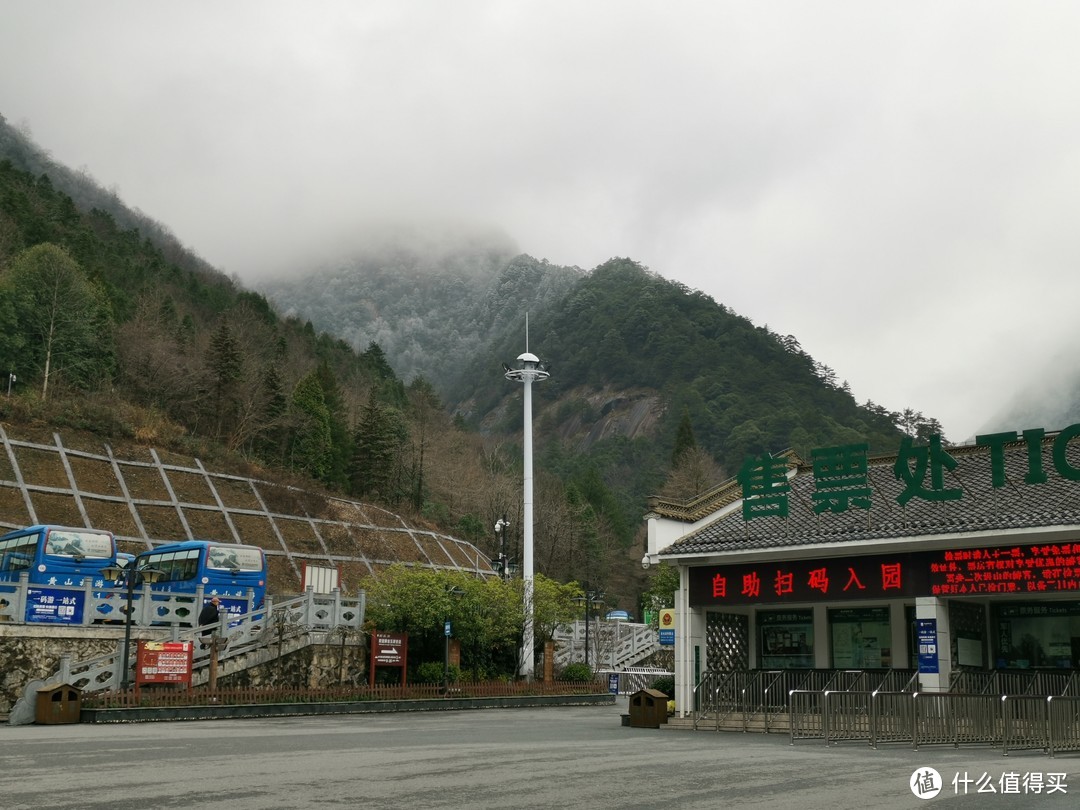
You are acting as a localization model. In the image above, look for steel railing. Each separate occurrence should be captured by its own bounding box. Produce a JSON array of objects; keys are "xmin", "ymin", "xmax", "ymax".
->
[
  {"xmin": 702, "ymin": 667, "xmax": 1077, "ymax": 758},
  {"xmin": 1048, "ymin": 696, "xmax": 1080, "ymax": 756}
]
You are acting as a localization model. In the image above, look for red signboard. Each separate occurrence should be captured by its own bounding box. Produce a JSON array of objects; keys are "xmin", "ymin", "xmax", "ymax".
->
[
  {"xmin": 689, "ymin": 553, "xmax": 925, "ymax": 606},
  {"xmin": 927, "ymin": 543, "xmax": 1080, "ymax": 596},
  {"xmin": 136, "ymin": 640, "xmax": 194, "ymax": 686},
  {"xmin": 369, "ymin": 631, "xmax": 408, "ymax": 687},
  {"xmin": 688, "ymin": 543, "xmax": 1080, "ymax": 606}
]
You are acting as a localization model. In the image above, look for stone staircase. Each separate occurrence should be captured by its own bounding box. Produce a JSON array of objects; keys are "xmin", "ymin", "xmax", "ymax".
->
[{"xmin": 554, "ymin": 620, "xmax": 662, "ymax": 670}]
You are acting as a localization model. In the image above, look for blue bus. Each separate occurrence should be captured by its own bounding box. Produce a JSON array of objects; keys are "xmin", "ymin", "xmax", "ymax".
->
[
  {"xmin": 0, "ymin": 525, "xmax": 118, "ymax": 623},
  {"xmin": 135, "ymin": 540, "xmax": 267, "ymax": 619}
]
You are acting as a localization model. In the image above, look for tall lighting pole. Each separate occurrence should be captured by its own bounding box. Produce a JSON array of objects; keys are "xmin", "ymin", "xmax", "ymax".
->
[{"xmin": 503, "ymin": 323, "xmax": 549, "ymax": 681}]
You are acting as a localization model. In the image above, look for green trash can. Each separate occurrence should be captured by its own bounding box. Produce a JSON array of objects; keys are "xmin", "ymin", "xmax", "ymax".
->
[{"xmin": 35, "ymin": 683, "xmax": 82, "ymax": 725}]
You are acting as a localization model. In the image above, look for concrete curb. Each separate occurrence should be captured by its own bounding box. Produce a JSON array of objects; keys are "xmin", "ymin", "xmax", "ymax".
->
[{"xmin": 79, "ymin": 693, "xmax": 616, "ymax": 723}]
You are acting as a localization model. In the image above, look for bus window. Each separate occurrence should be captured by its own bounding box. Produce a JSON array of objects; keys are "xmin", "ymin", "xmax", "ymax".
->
[
  {"xmin": 0, "ymin": 525, "xmax": 118, "ymax": 623},
  {"xmin": 44, "ymin": 528, "xmax": 113, "ymax": 560},
  {"xmin": 135, "ymin": 540, "xmax": 267, "ymax": 612}
]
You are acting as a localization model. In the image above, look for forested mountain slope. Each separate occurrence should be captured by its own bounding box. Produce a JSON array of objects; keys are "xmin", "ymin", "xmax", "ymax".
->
[
  {"xmin": 0, "ymin": 111, "xmax": 945, "ymax": 611},
  {"xmin": 260, "ymin": 244, "xmax": 584, "ymax": 391}
]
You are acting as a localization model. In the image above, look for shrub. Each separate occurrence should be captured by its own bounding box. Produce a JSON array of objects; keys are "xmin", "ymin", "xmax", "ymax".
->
[
  {"xmin": 414, "ymin": 661, "xmax": 459, "ymax": 684},
  {"xmin": 651, "ymin": 675, "xmax": 674, "ymax": 697},
  {"xmin": 559, "ymin": 662, "xmax": 594, "ymax": 682}
]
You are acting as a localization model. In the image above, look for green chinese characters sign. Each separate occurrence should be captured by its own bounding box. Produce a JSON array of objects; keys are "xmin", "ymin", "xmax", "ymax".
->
[{"xmin": 736, "ymin": 425, "xmax": 1080, "ymax": 521}]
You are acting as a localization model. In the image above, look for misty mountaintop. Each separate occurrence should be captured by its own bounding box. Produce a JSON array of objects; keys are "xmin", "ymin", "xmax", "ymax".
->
[
  {"xmin": 260, "ymin": 237, "xmax": 584, "ymax": 396},
  {"xmin": 257, "ymin": 241, "xmax": 919, "ymax": 475}
]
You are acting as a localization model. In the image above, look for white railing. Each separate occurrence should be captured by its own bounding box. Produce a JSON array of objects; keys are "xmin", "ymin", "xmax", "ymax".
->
[
  {"xmin": 0, "ymin": 572, "xmax": 259, "ymax": 626},
  {"xmin": 553, "ymin": 621, "xmax": 661, "ymax": 670},
  {"xmin": 7, "ymin": 588, "xmax": 365, "ymax": 725},
  {"xmin": 597, "ymin": 666, "xmax": 672, "ymax": 695}
]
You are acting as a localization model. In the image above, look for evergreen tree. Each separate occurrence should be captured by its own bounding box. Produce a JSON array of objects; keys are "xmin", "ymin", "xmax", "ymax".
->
[
  {"xmin": 671, "ymin": 406, "xmax": 697, "ymax": 467},
  {"xmin": 255, "ymin": 362, "xmax": 289, "ymax": 463},
  {"xmin": 350, "ymin": 396, "xmax": 409, "ymax": 502},
  {"xmin": 315, "ymin": 360, "xmax": 352, "ymax": 490},
  {"xmin": 288, "ymin": 371, "xmax": 333, "ymax": 480},
  {"xmin": 206, "ymin": 319, "xmax": 243, "ymax": 439}
]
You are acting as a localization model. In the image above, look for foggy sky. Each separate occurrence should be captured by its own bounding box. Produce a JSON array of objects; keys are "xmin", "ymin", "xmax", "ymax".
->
[{"xmin": 3, "ymin": 1, "xmax": 1080, "ymax": 443}]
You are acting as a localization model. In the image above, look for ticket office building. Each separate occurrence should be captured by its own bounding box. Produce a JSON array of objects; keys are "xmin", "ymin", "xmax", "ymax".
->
[{"xmin": 644, "ymin": 428, "xmax": 1080, "ymax": 713}]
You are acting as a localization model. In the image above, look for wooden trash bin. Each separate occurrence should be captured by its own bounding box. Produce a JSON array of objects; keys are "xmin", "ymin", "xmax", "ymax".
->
[
  {"xmin": 35, "ymin": 683, "xmax": 82, "ymax": 725},
  {"xmin": 628, "ymin": 688, "xmax": 668, "ymax": 728}
]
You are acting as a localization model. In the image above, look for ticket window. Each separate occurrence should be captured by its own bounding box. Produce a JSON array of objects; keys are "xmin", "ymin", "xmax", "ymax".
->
[{"xmin": 993, "ymin": 603, "xmax": 1080, "ymax": 669}]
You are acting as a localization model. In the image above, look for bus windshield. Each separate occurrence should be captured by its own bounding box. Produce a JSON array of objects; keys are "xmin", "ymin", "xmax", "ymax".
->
[
  {"xmin": 207, "ymin": 544, "xmax": 264, "ymax": 572},
  {"xmin": 44, "ymin": 528, "xmax": 114, "ymax": 559}
]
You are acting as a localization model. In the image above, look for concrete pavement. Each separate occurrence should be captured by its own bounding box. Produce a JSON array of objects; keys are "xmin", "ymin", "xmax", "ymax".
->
[{"xmin": 0, "ymin": 701, "xmax": 1075, "ymax": 809}]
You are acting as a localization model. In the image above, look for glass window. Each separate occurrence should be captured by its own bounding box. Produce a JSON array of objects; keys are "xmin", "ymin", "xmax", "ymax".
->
[
  {"xmin": 758, "ymin": 609, "xmax": 814, "ymax": 668},
  {"xmin": 0, "ymin": 533, "xmax": 37, "ymax": 573},
  {"xmin": 830, "ymin": 606, "xmax": 891, "ymax": 668},
  {"xmin": 994, "ymin": 602, "xmax": 1080, "ymax": 669}
]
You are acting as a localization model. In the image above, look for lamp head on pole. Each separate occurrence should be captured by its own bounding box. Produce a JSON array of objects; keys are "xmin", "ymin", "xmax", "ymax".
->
[
  {"xmin": 503, "ymin": 352, "xmax": 550, "ymax": 384},
  {"xmin": 139, "ymin": 567, "xmax": 166, "ymax": 585}
]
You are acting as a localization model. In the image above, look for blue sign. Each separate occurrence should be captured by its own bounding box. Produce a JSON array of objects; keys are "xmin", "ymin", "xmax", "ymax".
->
[
  {"xmin": 917, "ymin": 618, "xmax": 939, "ymax": 674},
  {"xmin": 444, "ymin": 620, "xmax": 452, "ymax": 637},
  {"xmin": 26, "ymin": 588, "xmax": 85, "ymax": 624},
  {"xmin": 608, "ymin": 673, "xmax": 620, "ymax": 694},
  {"xmin": 659, "ymin": 628, "xmax": 675, "ymax": 646}
]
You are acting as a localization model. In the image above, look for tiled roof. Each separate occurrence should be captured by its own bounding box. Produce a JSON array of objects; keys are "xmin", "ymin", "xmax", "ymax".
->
[{"xmin": 659, "ymin": 433, "xmax": 1080, "ymax": 558}]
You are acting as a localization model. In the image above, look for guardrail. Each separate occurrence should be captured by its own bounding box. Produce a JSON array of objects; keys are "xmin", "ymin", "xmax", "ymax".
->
[
  {"xmin": 694, "ymin": 668, "xmax": 918, "ymax": 736},
  {"xmin": 950, "ymin": 668, "xmax": 1076, "ymax": 697},
  {"xmin": 1048, "ymin": 696, "xmax": 1080, "ymax": 756},
  {"xmin": 83, "ymin": 678, "xmax": 604, "ymax": 709},
  {"xmin": 692, "ymin": 669, "xmax": 744, "ymax": 731},
  {"xmin": 788, "ymin": 689, "xmax": 1080, "ymax": 757}
]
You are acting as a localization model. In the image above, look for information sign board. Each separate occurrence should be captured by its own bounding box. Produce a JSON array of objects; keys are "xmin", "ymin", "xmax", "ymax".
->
[
  {"xmin": 136, "ymin": 640, "xmax": 194, "ymax": 685},
  {"xmin": 917, "ymin": 619, "xmax": 939, "ymax": 674}
]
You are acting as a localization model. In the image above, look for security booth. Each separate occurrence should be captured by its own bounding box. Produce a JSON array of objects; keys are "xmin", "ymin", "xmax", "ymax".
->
[
  {"xmin": 35, "ymin": 683, "xmax": 82, "ymax": 725},
  {"xmin": 629, "ymin": 688, "xmax": 669, "ymax": 728}
]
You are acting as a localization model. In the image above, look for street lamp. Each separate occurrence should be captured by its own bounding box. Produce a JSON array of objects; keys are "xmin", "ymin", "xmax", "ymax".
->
[
  {"xmin": 494, "ymin": 515, "xmax": 510, "ymax": 581},
  {"xmin": 100, "ymin": 561, "xmax": 165, "ymax": 689},
  {"xmin": 572, "ymin": 585, "xmax": 604, "ymax": 670},
  {"xmin": 503, "ymin": 321, "xmax": 549, "ymax": 681}
]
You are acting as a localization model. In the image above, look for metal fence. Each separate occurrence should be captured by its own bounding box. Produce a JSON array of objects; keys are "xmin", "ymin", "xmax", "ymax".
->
[
  {"xmin": 691, "ymin": 668, "xmax": 1079, "ymax": 758},
  {"xmin": 951, "ymin": 669, "xmax": 1078, "ymax": 698},
  {"xmin": 785, "ymin": 689, "xmax": 1080, "ymax": 757},
  {"xmin": 693, "ymin": 668, "xmax": 917, "ymax": 734}
]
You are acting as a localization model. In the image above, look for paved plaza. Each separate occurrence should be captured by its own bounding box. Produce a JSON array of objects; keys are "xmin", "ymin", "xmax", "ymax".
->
[{"xmin": 1, "ymin": 703, "xmax": 1076, "ymax": 809}]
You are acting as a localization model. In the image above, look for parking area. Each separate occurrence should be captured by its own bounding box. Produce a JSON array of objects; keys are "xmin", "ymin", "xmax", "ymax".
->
[{"xmin": 1, "ymin": 703, "xmax": 1076, "ymax": 809}]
